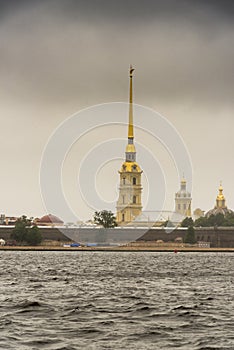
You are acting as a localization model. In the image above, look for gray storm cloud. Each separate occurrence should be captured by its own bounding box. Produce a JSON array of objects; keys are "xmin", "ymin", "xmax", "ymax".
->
[
  {"xmin": 0, "ymin": 0, "xmax": 233, "ymax": 107},
  {"xmin": 0, "ymin": 0, "xmax": 234, "ymax": 219}
]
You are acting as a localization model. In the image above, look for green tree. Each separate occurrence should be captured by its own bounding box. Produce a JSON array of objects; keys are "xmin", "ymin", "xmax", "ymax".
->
[
  {"xmin": 11, "ymin": 216, "xmax": 42, "ymax": 245},
  {"xmin": 208, "ymin": 213, "xmax": 225, "ymax": 227},
  {"xmin": 11, "ymin": 215, "xmax": 32, "ymax": 243},
  {"xmin": 194, "ymin": 214, "xmax": 226, "ymax": 227},
  {"xmin": 181, "ymin": 217, "xmax": 194, "ymax": 227},
  {"xmin": 26, "ymin": 225, "xmax": 42, "ymax": 245},
  {"xmin": 224, "ymin": 213, "xmax": 234, "ymax": 226},
  {"xmin": 184, "ymin": 226, "xmax": 197, "ymax": 244},
  {"xmin": 94, "ymin": 210, "xmax": 117, "ymax": 228},
  {"xmin": 194, "ymin": 216, "xmax": 209, "ymax": 227}
]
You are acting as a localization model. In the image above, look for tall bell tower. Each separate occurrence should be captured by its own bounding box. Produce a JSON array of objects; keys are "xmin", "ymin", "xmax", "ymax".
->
[
  {"xmin": 116, "ymin": 66, "xmax": 143, "ymax": 224},
  {"xmin": 175, "ymin": 177, "xmax": 192, "ymax": 217}
]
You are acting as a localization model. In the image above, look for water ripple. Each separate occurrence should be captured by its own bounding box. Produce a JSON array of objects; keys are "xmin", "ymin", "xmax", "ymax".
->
[{"xmin": 0, "ymin": 251, "xmax": 234, "ymax": 349}]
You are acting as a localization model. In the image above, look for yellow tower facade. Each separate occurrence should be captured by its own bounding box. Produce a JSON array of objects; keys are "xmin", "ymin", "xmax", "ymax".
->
[{"xmin": 116, "ymin": 66, "xmax": 143, "ymax": 224}]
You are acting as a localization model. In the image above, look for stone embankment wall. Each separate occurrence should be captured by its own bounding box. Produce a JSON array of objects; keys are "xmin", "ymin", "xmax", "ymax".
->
[
  {"xmin": 0, "ymin": 226, "xmax": 234, "ymax": 248},
  {"xmin": 0, "ymin": 227, "xmax": 71, "ymax": 242},
  {"xmin": 139, "ymin": 227, "xmax": 234, "ymax": 248}
]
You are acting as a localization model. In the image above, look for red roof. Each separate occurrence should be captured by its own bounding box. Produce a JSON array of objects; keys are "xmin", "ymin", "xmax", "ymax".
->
[{"xmin": 38, "ymin": 214, "xmax": 64, "ymax": 224}]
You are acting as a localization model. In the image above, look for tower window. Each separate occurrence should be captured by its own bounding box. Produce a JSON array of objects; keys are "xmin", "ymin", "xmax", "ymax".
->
[
  {"xmin": 133, "ymin": 195, "xmax": 136, "ymax": 204},
  {"xmin": 122, "ymin": 195, "xmax": 125, "ymax": 204},
  {"xmin": 133, "ymin": 177, "xmax": 136, "ymax": 185},
  {"xmin": 123, "ymin": 178, "xmax": 126, "ymax": 185},
  {"xmin": 122, "ymin": 213, "xmax": 125, "ymax": 222}
]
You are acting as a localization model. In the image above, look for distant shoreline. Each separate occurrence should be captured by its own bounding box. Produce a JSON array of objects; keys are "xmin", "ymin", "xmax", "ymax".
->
[{"xmin": 1, "ymin": 246, "xmax": 234, "ymax": 252}]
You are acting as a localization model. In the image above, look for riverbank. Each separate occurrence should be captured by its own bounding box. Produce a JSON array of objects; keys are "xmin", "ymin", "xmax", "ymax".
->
[{"xmin": 1, "ymin": 246, "xmax": 234, "ymax": 252}]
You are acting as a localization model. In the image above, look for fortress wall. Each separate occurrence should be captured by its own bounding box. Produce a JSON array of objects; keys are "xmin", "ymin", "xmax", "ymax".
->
[
  {"xmin": 0, "ymin": 227, "xmax": 71, "ymax": 242},
  {"xmin": 0, "ymin": 226, "xmax": 234, "ymax": 247},
  {"xmin": 139, "ymin": 227, "xmax": 234, "ymax": 248}
]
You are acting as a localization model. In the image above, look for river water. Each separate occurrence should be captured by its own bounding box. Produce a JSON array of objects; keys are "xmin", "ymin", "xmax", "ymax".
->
[{"xmin": 0, "ymin": 251, "xmax": 233, "ymax": 350}]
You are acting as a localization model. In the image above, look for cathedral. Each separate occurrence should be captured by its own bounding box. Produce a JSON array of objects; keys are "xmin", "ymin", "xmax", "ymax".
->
[
  {"xmin": 116, "ymin": 66, "xmax": 143, "ymax": 224},
  {"xmin": 116, "ymin": 67, "xmax": 193, "ymax": 225}
]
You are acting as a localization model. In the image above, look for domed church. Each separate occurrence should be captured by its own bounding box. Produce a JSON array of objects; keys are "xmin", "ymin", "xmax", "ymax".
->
[{"xmin": 206, "ymin": 183, "xmax": 233, "ymax": 217}]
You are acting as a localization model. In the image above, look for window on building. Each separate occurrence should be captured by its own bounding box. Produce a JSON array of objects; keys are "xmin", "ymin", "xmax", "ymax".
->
[
  {"xmin": 133, "ymin": 195, "xmax": 136, "ymax": 204},
  {"xmin": 122, "ymin": 195, "xmax": 125, "ymax": 204},
  {"xmin": 122, "ymin": 213, "xmax": 125, "ymax": 222},
  {"xmin": 184, "ymin": 204, "xmax": 186, "ymax": 210},
  {"xmin": 178, "ymin": 204, "xmax": 181, "ymax": 210},
  {"xmin": 133, "ymin": 177, "xmax": 136, "ymax": 185},
  {"xmin": 123, "ymin": 177, "xmax": 126, "ymax": 185}
]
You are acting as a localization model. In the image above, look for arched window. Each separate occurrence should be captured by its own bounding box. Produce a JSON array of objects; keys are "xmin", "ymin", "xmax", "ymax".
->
[
  {"xmin": 122, "ymin": 213, "xmax": 125, "ymax": 222},
  {"xmin": 123, "ymin": 177, "xmax": 126, "ymax": 185},
  {"xmin": 133, "ymin": 177, "xmax": 136, "ymax": 185},
  {"xmin": 133, "ymin": 195, "xmax": 136, "ymax": 204}
]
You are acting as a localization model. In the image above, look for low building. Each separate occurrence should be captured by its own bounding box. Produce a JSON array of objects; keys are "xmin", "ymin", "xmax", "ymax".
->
[{"xmin": 35, "ymin": 214, "xmax": 64, "ymax": 227}]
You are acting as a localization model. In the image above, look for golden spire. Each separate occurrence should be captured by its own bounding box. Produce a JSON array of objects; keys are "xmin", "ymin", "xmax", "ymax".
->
[
  {"xmin": 181, "ymin": 175, "xmax": 186, "ymax": 190},
  {"xmin": 125, "ymin": 65, "xmax": 136, "ymax": 161},
  {"xmin": 128, "ymin": 64, "xmax": 134, "ymax": 140},
  {"xmin": 216, "ymin": 181, "xmax": 226, "ymax": 208},
  {"xmin": 217, "ymin": 181, "xmax": 225, "ymax": 200}
]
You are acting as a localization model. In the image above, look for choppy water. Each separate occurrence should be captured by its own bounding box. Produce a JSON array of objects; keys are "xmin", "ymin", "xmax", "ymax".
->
[{"xmin": 0, "ymin": 252, "xmax": 234, "ymax": 350}]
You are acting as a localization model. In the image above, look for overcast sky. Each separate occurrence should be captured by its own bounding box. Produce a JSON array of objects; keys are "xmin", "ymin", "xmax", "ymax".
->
[{"xmin": 0, "ymin": 0, "xmax": 234, "ymax": 221}]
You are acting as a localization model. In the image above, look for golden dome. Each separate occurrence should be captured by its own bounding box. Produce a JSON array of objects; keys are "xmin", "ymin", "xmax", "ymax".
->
[
  {"xmin": 120, "ymin": 161, "xmax": 142, "ymax": 173},
  {"xmin": 205, "ymin": 182, "xmax": 232, "ymax": 217}
]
